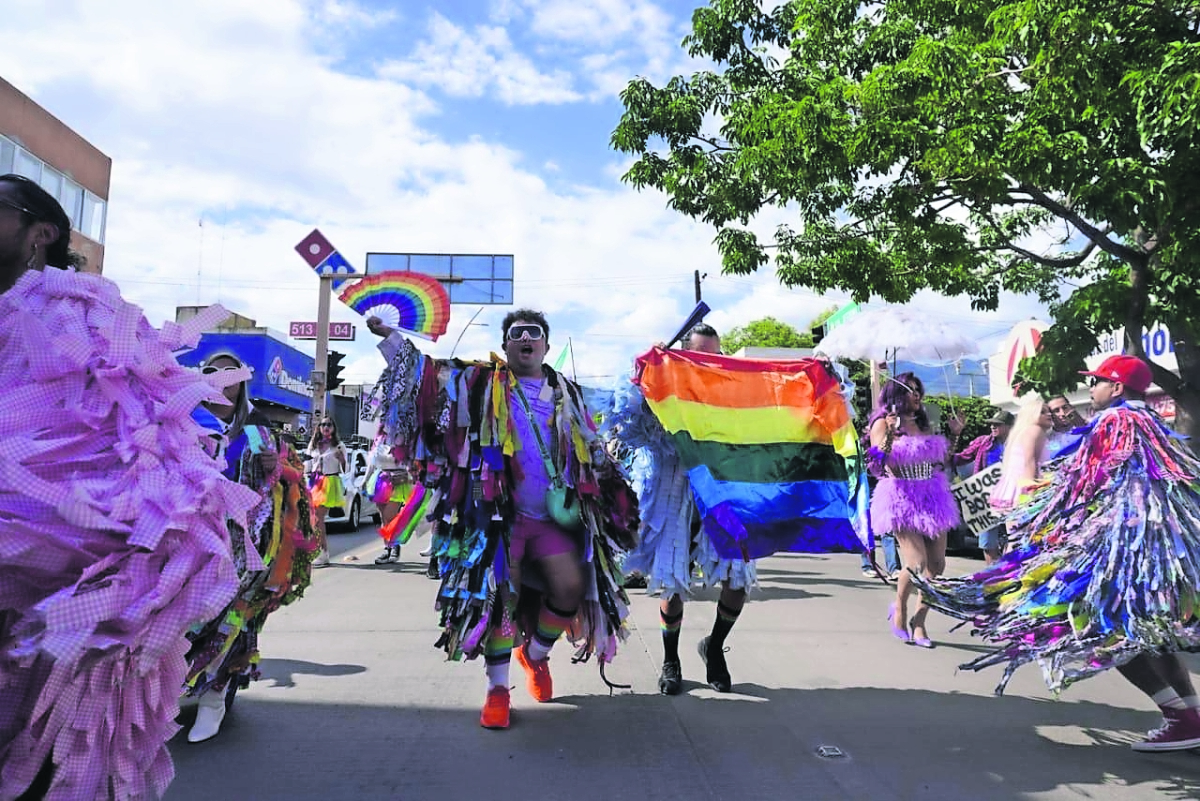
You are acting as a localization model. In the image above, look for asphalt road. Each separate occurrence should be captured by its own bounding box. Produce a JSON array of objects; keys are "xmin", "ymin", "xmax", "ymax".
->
[{"xmin": 166, "ymin": 547, "xmax": 1200, "ymax": 801}]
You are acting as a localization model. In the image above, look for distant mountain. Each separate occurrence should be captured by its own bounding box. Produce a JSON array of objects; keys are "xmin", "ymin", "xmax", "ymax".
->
[{"xmin": 895, "ymin": 359, "xmax": 989, "ymax": 398}]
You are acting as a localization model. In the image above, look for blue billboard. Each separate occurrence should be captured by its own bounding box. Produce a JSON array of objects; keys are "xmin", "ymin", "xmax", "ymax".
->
[{"xmin": 176, "ymin": 332, "xmax": 314, "ymax": 412}]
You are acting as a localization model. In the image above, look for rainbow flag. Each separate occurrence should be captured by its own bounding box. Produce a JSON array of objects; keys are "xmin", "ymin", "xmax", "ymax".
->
[{"xmin": 634, "ymin": 347, "xmax": 862, "ymax": 560}]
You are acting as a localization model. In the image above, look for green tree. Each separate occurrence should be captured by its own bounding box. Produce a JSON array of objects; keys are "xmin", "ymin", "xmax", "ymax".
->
[
  {"xmin": 926, "ymin": 395, "xmax": 999, "ymax": 446},
  {"xmin": 721, "ymin": 316, "xmax": 814, "ymax": 354},
  {"xmin": 612, "ymin": 0, "xmax": 1200, "ymax": 431}
]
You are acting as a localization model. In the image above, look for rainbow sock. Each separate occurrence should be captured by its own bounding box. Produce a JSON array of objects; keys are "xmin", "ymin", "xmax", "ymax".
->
[
  {"xmin": 482, "ymin": 606, "xmax": 516, "ymax": 690},
  {"xmin": 660, "ymin": 608, "xmax": 683, "ymax": 662},
  {"xmin": 484, "ymin": 627, "xmax": 514, "ymax": 689},
  {"xmin": 526, "ymin": 601, "xmax": 575, "ymax": 662}
]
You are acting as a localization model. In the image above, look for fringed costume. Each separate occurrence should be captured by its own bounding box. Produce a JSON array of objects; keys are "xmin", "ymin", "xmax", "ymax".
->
[
  {"xmin": 0, "ymin": 270, "xmax": 258, "ymax": 801},
  {"xmin": 915, "ymin": 400, "xmax": 1200, "ymax": 694},
  {"xmin": 183, "ymin": 425, "xmax": 319, "ymax": 702},
  {"xmin": 362, "ymin": 334, "xmax": 639, "ymax": 673}
]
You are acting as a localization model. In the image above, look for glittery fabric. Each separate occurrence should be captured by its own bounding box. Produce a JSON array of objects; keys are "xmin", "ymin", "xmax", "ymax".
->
[{"xmin": 0, "ymin": 269, "xmax": 257, "ymax": 801}]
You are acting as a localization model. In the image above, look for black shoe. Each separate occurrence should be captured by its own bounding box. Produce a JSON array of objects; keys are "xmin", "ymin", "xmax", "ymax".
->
[
  {"xmin": 658, "ymin": 658, "xmax": 682, "ymax": 695},
  {"xmin": 374, "ymin": 548, "xmax": 394, "ymax": 565},
  {"xmin": 697, "ymin": 636, "xmax": 732, "ymax": 692},
  {"xmin": 624, "ymin": 573, "xmax": 648, "ymax": 589},
  {"xmin": 426, "ymin": 559, "xmax": 439, "ymax": 580}
]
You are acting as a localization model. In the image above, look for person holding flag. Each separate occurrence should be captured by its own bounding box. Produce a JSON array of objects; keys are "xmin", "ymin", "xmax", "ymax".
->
[{"xmin": 607, "ymin": 318, "xmax": 862, "ymax": 695}]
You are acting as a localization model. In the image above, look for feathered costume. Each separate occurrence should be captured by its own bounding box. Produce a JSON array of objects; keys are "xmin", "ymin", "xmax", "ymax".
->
[
  {"xmin": 0, "ymin": 270, "xmax": 258, "ymax": 801},
  {"xmin": 604, "ymin": 376, "xmax": 755, "ymax": 596},
  {"xmin": 915, "ymin": 400, "xmax": 1200, "ymax": 694},
  {"xmin": 183, "ymin": 424, "xmax": 319, "ymax": 701},
  {"xmin": 362, "ymin": 334, "xmax": 639, "ymax": 665},
  {"xmin": 867, "ymin": 434, "xmax": 960, "ymax": 539}
]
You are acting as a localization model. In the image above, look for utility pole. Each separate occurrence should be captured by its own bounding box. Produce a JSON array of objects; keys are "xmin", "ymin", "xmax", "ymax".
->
[
  {"xmin": 694, "ymin": 269, "xmax": 702, "ymax": 303},
  {"xmin": 311, "ymin": 274, "xmax": 333, "ymax": 420}
]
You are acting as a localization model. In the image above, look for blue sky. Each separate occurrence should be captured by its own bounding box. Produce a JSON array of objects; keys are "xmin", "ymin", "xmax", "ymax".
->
[{"xmin": 1, "ymin": 0, "xmax": 1044, "ymax": 388}]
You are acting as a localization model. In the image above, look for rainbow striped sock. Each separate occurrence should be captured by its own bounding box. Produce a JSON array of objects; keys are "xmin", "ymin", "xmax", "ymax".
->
[
  {"xmin": 482, "ymin": 613, "xmax": 516, "ymax": 690},
  {"xmin": 660, "ymin": 609, "xmax": 683, "ymax": 661},
  {"xmin": 484, "ymin": 625, "xmax": 515, "ymax": 689},
  {"xmin": 526, "ymin": 601, "xmax": 575, "ymax": 662}
]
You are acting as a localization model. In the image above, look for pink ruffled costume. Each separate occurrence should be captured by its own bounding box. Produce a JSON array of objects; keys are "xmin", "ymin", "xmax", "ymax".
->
[
  {"xmin": 869, "ymin": 434, "xmax": 960, "ymax": 539},
  {"xmin": 0, "ymin": 269, "xmax": 259, "ymax": 801}
]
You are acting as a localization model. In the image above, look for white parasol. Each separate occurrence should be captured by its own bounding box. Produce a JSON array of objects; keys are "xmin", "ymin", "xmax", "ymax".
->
[{"xmin": 814, "ymin": 306, "xmax": 979, "ymax": 365}]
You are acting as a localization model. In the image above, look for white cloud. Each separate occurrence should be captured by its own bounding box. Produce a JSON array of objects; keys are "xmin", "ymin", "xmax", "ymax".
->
[
  {"xmin": 0, "ymin": 0, "xmax": 1048, "ymax": 399},
  {"xmin": 378, "ymin": 13, "xmax": 582, "ymax": 105},
  {"xmin": 318, "ymin": 0, "xmax": 400, "ymax": 28}
]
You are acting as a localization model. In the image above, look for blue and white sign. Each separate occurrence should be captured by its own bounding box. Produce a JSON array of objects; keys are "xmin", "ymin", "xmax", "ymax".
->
[{"xmin": 177, "ymin": 332, "xmax": 315, "ymax": 412}]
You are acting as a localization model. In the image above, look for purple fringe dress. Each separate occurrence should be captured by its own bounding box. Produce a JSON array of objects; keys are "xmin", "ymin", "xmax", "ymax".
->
[
  {"xmin": 870, "ymin": 434, "xmax": 960, "ymax": 539},
  {"xmin": 0, "ymin": 270, "xmax": 258, "ymax": 801}
]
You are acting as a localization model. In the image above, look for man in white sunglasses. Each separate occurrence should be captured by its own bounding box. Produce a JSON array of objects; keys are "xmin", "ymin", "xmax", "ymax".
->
[{"xmin": 366, "ymin": 309, "xmax": 637, "ymax": 730}]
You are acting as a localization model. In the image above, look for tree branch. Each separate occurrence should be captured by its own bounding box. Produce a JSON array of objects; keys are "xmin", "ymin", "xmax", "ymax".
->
[{"xmin": 1014, "ymin": 184, "xmax": 1145, "ymax": 264}]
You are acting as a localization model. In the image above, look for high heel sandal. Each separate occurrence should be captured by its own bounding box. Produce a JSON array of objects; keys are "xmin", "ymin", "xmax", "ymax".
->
[
  {"xmin": 908, "ymin": 618, "xmax": 934, "ymax": 648},
  {"xmin": 887, "ymin": 603, "xmax": 911, "ymax": 642}
]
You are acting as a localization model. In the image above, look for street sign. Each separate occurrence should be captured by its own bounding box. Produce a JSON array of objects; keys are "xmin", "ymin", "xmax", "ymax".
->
[
  {"xmin": 295, "ymin": 228, "xmax": 358, "ymax": 289},
  {"xmin": 365, "ymin": 252, "xmax": 514, "ymax": 304},
  {"xmin": 289, "ymin": 321, "xmax": 355, "ymax": 340}
]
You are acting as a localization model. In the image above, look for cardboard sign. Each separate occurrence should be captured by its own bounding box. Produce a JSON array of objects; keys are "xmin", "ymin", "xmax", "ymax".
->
[{"xmin": 950, "ymin": 463, "xmax": 1004, "ymax": 535}]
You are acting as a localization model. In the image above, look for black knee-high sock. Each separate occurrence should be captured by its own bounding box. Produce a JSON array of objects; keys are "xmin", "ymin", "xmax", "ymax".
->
[
  {"xmin": 709, "ymin": 600, "xmax": 742, "ymax": 650},
  {"xmin": 660, "ymin": 608, "xmax": 683, "ymax": 661}
]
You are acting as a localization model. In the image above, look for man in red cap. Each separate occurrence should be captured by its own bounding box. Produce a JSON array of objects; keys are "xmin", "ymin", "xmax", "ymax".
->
[
  {"xmin": 1077, "ymin": 354, "xmax": 1200, "ymax": 751},
  {"xmin": 918, "ymin": 352, "xmax": 1200, "ymax": 752}
]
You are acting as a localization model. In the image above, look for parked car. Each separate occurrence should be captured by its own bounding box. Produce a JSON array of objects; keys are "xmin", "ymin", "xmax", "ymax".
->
[{"xmin": 321, "ymin": 446, "xmax": 380, "ymax": 530}]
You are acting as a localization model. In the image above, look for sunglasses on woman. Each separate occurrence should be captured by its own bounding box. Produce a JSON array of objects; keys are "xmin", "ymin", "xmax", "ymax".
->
[{"xmin": 507, "ymin": 323, "xmax": 545, "ymax": 342}]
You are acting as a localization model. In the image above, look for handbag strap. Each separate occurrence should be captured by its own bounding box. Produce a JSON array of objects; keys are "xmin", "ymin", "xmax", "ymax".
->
[{"xmin": 511, "ymin": 378, "xmax": 563, "ymax": 488}]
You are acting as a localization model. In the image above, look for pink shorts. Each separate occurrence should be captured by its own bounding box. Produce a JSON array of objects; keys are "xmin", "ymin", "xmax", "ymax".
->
[{"xmin": 510, "ymin": 515, "xmax": 577, "ymax": 563}]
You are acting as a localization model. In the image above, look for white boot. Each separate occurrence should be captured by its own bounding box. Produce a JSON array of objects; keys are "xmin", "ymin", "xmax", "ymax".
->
[{"xmin": 188, "ymin": 690, "xmax": 227, "ymax": 743}]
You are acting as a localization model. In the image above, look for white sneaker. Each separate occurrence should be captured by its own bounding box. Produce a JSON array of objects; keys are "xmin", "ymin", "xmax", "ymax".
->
[
  {"xmin": 187, "ymin": 693, "xmax": 227, "ymax": 743},
  {"xmin": 419, "ymin": 545, "xmax": 433, "ymax": 558},
  {"xmin": 314, "ymin": 550, "xmax": 331, "ymax": 567},
  {"xmin": 388, "ymin": 547, "xmax": 401, "ymax": 563}
]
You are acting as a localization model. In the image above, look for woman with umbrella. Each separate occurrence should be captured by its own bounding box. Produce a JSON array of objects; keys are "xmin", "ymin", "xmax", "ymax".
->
[{"xmin": 867, "ymin": 373, "xmax": 963, "ymax": 647}]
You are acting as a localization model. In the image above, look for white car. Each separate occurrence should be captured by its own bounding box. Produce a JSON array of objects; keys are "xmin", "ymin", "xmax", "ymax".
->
[{"xmin": 321, "ymin": 446, "xmax": 380, "ymax": 530}]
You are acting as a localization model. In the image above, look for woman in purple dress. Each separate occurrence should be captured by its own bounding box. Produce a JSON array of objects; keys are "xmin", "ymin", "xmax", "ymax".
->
[{"xmin": 867, "ymin": 373, "xmax": 962, "ymax": 648}]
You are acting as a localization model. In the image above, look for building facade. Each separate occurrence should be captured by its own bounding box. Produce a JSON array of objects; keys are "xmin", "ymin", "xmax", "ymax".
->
[
  {"xmin": 175, "ymin": 305, "xmax": 317, "ymax": 431},
  {"xmin": 0, "ymin": 76, "xmax": 111, "ymax": 273}
]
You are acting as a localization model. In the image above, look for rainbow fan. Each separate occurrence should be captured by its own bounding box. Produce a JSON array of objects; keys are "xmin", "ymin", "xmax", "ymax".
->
[{"xmin": 338, "ymin": 271, "xmax": 451, "ymax": 341}]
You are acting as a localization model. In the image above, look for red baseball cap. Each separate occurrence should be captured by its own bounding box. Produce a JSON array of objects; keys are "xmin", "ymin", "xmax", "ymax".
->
[{"xmin": 1080, "ymin": 355, "xmax": 1153, "ymax": 392}]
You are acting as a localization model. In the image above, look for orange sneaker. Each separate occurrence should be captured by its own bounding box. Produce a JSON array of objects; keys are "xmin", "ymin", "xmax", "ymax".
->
[
  {"xmin": 480, "ymin": 686, "xmax": 510, "ymax": 729},
  {"xmin": 514, "ymin": 645, "xmax": 553, "ymax": 702}
]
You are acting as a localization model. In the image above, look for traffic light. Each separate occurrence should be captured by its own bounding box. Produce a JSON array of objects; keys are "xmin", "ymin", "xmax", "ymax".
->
[
  {"xmin": 811, "ymin": 323, "xmax": 828, "ymax": 345},
  {"xmin": 326, "ymin": 351, "xmax": 346, "ymax": 392}
]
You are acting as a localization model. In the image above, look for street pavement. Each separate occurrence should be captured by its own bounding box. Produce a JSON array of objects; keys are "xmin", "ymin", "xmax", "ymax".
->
[{"xmin": 166, "ymin": 534, "xmax": 1200, "ymax": 800}]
